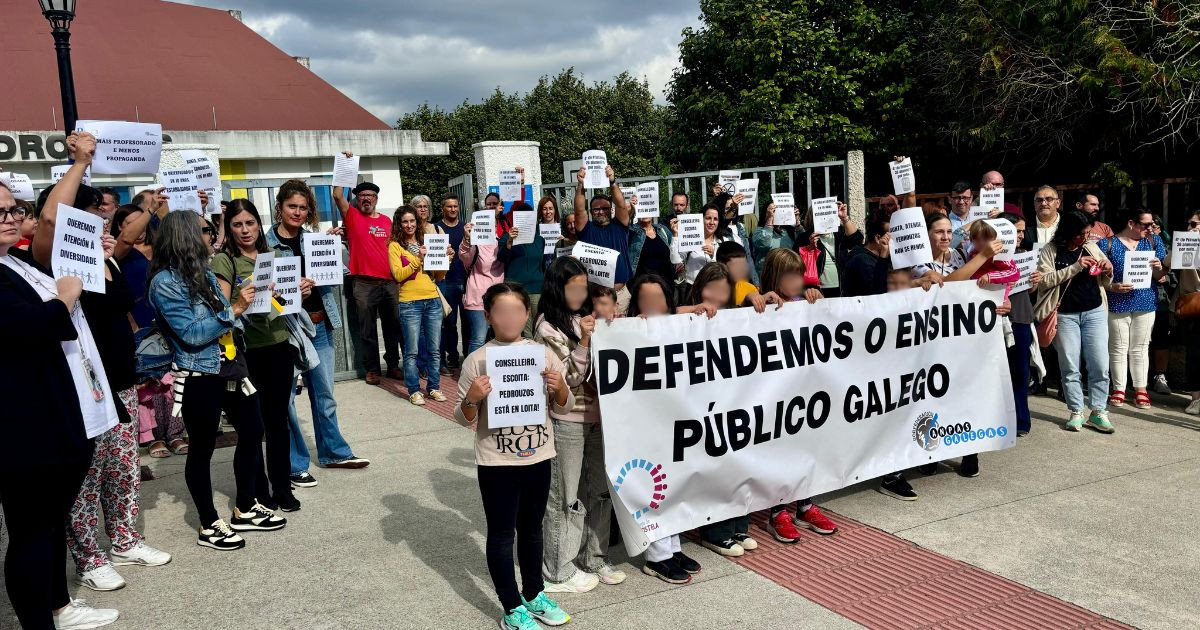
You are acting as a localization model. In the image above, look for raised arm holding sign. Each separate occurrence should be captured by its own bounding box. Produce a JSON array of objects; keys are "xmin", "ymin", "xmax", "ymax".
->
[
  {"xmin": 332, "ymin": 153, "xmax": 359, "ymax": 189},
  {"xmin": 159, "ymin": 168, "xmax": 201, "ymax": 213},
  {"xmin": 499, "ymin": 170, "xmax": 522, "ymax": 203},
  {"xmin": 890, "ymin": 157, "xmax": 916, "ymax": 195},
  {"xmin": 582, "ymin": 150, "xmax": 608, "ymax": 189},
  {"xmin": 74, "ymin": 120, "xmax": 162, "ymax": 175},
  {"xmin": 811, "ymin": 197, "xmax": 840, "ymax": 234},
  {"xmin": 635, "ymin": 183, "xmax": 660, "ymax": 220}
]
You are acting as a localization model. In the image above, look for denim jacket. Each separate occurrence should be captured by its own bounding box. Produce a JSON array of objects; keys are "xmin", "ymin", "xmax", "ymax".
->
[
  {"xmin": 147, "ymin": 269, "xmax": 239, "ymax": 374},
  {"xmin": 627, "ymin": 222, "xmax": 674, "ymax": 276},
  {"xmin": 265, "ymin": 224, "xmax": 344, "ymax": 329}
]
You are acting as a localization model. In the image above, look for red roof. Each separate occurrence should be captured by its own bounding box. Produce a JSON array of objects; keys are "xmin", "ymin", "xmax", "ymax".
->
[{"xmin": 0, "ymin": 0, "xmax": 390, "ymax": 131}]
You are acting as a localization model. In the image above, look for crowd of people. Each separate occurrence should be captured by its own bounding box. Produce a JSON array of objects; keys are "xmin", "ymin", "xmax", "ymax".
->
[{"xmin": 2, "ymin": 137, "xmax": 1198, "ymax": 630}]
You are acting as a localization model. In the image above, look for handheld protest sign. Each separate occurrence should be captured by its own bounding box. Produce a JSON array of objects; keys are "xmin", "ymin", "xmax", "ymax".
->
[
  {"xmin": 718, "ymin": 170, "xmax": 741, "ymax": 193},
  {"xmin": 332, "ymin": 154, "xmax": 359, "ymax": 189},
  {"xmin": 540, "ymin": 223, "xmax": 562, "ymax": 254},
  {"xmin": 51, "ymin": 164, "xmax": 92, "ymax": 185},
  {"xmin": 179, "ymin": 150, "xmax": 220, "ymax": 191},
  {"xmin": 811, "ymin": 197, "xmax": 839, "ymax": 234},
  {"xmin": 471, "ymin": 210, "xmax": 497, "ymax": 246},
  {"xmin": 1010, "ymin": 251, "xmax": 1038, "ymax": 294},
  {"xmin": 499, "ymin": 170, "xmax": 522, "ymax": 202},
  {"xmin": 582, "ymin": 150, "xmax": 608, "ymax": 189},
  {"xmin": 0, "ymin": 173, "xmax": 34, "ymax": 201},
  {"xmin": 303, "ymin": 232, "xmax": 344, "ymax": 286},
  {"xmin": 735, "ymin": 179, "xmax": 758, "ymax": 216},
  {"xmin": 51, "ymin": 204, "xmax": 105, "ymax": 293},
  {"xmin": 159, "ymin": 168, "xmax": 201, "ymax": 213},
  {"xmin": 245, "ymin": 252, "xmax": 275, "ymax": 315},
  {"xmin": 888, "ymin": 206, "xmax": 934, "ymax": 268},
  {"xmin": 1171, "ymin": 232, "xmax": 1200, "ymax": 270},
  {"xmin": 571, "ymin": 241, "xmax": 619, "ymax": 288},
  {"xmin": 676, "ymin": 213, "xmax": 704, "ymax": 254},
  {"xmin": 619, "ymin": 186, "xmax": 637, "ymax": 205},
  {"xmin": 968, "ymin": 206, "xmax": 990, "ymax": 222},
  {"xmin": 983, "ymin": 218, "xmax": 1018, "ymax": 262},
  {"xmin": 889, "ymin": 158, "xmax": 915, "ymax": 195},
  {"xmin": 424, "ymin": 234, "xmax": 450, "ymax": 271},
  {"xmin": 771, "ymin": 193, "xmax": 796, "ymax": 226},
  {"xmin": 75, "ymin": 120, "xmax": 162, "ymax": 175},
  {"xmin": 980, "ymin": 187, "xmax": 1004, "ymax": 213},
  {"xmin": 1123, "ymin": 251, "xmax": 1154, "ymax": 289},
  {"xmin": 511, "ymin": 210, "xmax": 536, "ymax": 245},
  {"xmin": 485, "ymin": 344, "xmax": 547, "ymax": 429},
  {"xmin": 635, "ymin": 182, "xmax": 659, "ymax": 220},
  {"xmin": 272, "ymin": 257, "xmax": 303, "ymax": 315}
]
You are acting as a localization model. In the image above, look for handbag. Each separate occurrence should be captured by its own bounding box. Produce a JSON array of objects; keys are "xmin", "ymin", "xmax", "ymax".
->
[
  {"xmin": 1036, "ymin": 275, "xmax": 1073, "ymax": 348},
  {"xmin": 435, "ymin": 284, "xmax": 452, "ymax": 317},
  {"xmin": 1177, "ymin": 292, "xmax": 1200, "ymax": 319}
]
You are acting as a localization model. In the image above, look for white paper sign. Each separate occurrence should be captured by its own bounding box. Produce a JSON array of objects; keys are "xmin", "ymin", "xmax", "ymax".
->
[
  {"xmin": 51, "ymin": 164, "xmax": 91, "ymax": 186},
  {"xmin": 676, "ymin": 213, "xmax": 704, "ymax": 254},
  {"xmin": 511, "ymin": 210, "xmax": 536, "ymax": 245},
  {"xmin": 890, "ymin": 158, "xmax": 915, "ymax": 195},
  {"xmin": 203, "ymin": 188, "xmax": 222, "ymax": 216},
  {"xmin": 968, "ymin": 206, "xmax": 990, "ymax": 222},
  {"xmin": 1010, "ymin": 251, "xmax": 1038, "ymax": 295},
  {"xmin": 74, "ymin": 120, "xmax": 162, "ymax": 175},
  {"xmin": 556, "ymin": 243, "xmax": 573, "ymax": 260},
  {"xmin": 980, "ymin": 187, "xmax": 1004, "ymax": 213},
  {"xmin": 811, "ymin": 196, "xmax": 840, "ymax": 234},
  {"xmin": 1171, "ymin": 232, "xmax": 1200, "ymax": 270},
  {"xmin": 888, "ymin": 206, "xmax": 934, "ymax": 268},
  {"xmin": 1, "ymin": 173, "xmax": 34, "ymax": 201},
  {"xmin": 619, "ymin": 186, "xmax": 637, "ymax": 204},
  {"xmin": 159, "ymin": 168, "xmax": 200, "ymax": 213},
  {"xmin": 245, "ymin": 252, "xmax": 275, "ymax": 315},
  {"xmin": 540, "ymin": 223, "xmax": 561, "ymax": 254},
  {"xmin": 471, "ymin": 210, "xmax": 497, "ymax": 246},
  {"xmin": 424, "ymin": 234, "xmax": 450, "ymax": 271},
  {"xmin": 582, "ymin": 150, "xmax": 608, "ymax": 189},
  {"xmin": 272, "ymin": 257, "xmax": 303, "ymax": 315},
  {"xmin": 718, "ymin": 170, "xmax": 741, "ymax": 193},
  {"xmin": 771, "ymin": 193, "xmax": 796, "ymax": 226},
  {"xmin": 485, "ymin": 344, "xmax": 547, "ymax": 429},
  {"xmin": 735, "ymin": 179, "xmax": 758, "ymax": 216},
  {"xmin": 499, "ymin": 170, "xmax": 522, "ymax": 202},
  {"xmin": 984, "ymin": 218, "xmax": 1018, "ymax": 262},
  {"xmin": 635, "ymin": 182, "xmax": 659, "ymax": 220},
  {"xmin": 50, "ymin": 204, "xmax": 105, "ymax": 293},
  {"xmin": 332, "ymin": 154, "xmax": 360, "ymax": 189},
  {"xmin": 303, "ymin": 232, "xmax": 344, "ymax": 286},
  {"xmin": 1123, "ymin": 251, "xmax": 1154, "ymax": 289},
  {"xmin": 179, "ymin": 149, "xmax": 220, "ymax": 191},
  {"xmin": 571, "ymin": 241, "xmax": 619, "ymax": 288}
]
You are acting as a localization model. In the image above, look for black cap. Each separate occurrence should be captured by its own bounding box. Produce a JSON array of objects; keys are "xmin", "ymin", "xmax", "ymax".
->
[{"xmin": 352, "ymin": 182, "xmax": 380, "ymax": 195}]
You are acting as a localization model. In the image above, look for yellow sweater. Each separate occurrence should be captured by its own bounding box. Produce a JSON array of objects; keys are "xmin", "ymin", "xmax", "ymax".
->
[{"xmin": 388, "ymin": 242, "xmax": 440, "ymax": 302}]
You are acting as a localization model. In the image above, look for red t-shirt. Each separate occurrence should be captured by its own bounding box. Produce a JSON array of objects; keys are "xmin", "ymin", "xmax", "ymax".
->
[{"xmin": 344, "ymin": 206, "xmax": 393, "ymax": 279}]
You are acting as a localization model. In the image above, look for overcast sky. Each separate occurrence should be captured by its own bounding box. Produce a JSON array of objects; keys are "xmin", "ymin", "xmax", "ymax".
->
[{"xmin": 175, "ymin": 1, "xmax": 700, "ymax": 125}]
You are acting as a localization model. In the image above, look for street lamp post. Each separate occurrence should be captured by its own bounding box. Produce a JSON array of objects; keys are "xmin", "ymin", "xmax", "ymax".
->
[{"xmin": 38, "ymin": 0, "xmax": 79, "ymax": 132}]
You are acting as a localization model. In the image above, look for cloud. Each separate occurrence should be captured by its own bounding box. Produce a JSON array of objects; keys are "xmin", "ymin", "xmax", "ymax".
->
[{"xmin": 173, "ymin": 1, "xmax": 699, "ymax": 123}]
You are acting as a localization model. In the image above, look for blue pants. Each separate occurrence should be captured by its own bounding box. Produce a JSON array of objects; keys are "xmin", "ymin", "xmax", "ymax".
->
[
  {"xmin": 288, "ymin": 323, "xmax": 355, "ymax": 474},
  {"xmin": 438, "ymin": 280, "xmax": 467, "ymax": 365},
  {"xmin": 465, "ymin": 308, "xmax": 488, "ymax": 357},
  {"xmin": 1053, "ymin": 305, "xmax": 1110, "ymax": 413},
  {"xmin": 397, "ymin": 298, "xmax": 443, "ymax": 394},
  {"xmin": 1007, "ymin": 321, "xmax": 1033, "ymax": 432}
]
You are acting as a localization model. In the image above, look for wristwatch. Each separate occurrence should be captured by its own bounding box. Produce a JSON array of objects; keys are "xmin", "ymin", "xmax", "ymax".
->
[{"xmin": 462, "ymin": 399, "xmax": 478, "ymax": 409}]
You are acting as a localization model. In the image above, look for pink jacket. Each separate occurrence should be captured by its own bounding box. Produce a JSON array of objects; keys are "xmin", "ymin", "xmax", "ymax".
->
[{"xmin": 458, "ymin": 238, "xmax": 504, "ymax": 311}]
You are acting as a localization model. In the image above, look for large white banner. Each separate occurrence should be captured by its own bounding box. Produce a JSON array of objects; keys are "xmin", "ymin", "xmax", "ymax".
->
[{"xmin": 592, "ymin": 282, "xmax": 1015, "ymax": 554}]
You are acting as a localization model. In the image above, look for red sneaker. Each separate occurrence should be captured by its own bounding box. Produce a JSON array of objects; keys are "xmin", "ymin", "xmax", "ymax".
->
[
  {"xmin": 798, "ymin": 505, "xmax": 838, "ymax": 535},
  {"xmin": 767, "ymin": 509, "xmax": 802, "ymax": 543}
]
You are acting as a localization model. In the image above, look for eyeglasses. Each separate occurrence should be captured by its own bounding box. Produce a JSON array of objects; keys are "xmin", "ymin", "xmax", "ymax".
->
[
  {"xmin": 1035, "ymin": 196, "xmax": 1059, "ymax": 203},
  {"xmin": 950, "ymin": 195, "xmax": 972, "ymax": 202},
  {"xmin": 591, "ymin": 205, "xmax": 612, "ymax": 212},
  {"xmin": 1189, "ymin": 221, "xmax": 1200, "ymax": 229},
  {"xmin": 1135, "ymin": 221, "xmax": 1154, "ymax": 228},
  {"xmin": 0, "ymin": 207, "xmax": 28, "ymax": 222}
]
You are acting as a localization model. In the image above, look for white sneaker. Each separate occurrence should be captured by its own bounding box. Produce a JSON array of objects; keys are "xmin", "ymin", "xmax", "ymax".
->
[
  {"xmin": 1186, "ymin": 398, "xmax": 1200, "ymax": 416},
  {"xmin": 53, "ymin": 599, "xmax": 119, "ymax": 629},
  {"xmin": 542, "ymin": 569, "xmax": 600, "ymax": 593},
  {"xmin": 1152, "ymin": 374, "xmax": 1172, "ymax": 395},
  {"xmin": 596, "ymin": 564, "xmax": 627, "ymax": 585},
  {"xmin": 110, "ymin": 542, "xmax": 172, "ymax": 567},
  {"xmin": 75, "ymin": 564, "xmax": 125, "ymax": 592}
]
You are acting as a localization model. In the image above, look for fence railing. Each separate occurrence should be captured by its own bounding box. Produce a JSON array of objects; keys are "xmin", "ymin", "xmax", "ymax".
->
[{"xmin": 447, "ymin": 173, "xmax": 474, "ymax": 207}]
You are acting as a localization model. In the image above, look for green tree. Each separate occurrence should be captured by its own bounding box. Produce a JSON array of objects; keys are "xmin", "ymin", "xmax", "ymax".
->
[{"xmin": 665, "ymin": 0, "xmax": 927, "ymax": 171}]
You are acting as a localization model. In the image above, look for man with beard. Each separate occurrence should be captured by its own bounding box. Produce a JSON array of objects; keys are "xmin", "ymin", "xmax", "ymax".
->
[{"xmin": 573, "ymin": 163, "xmax": 633, "ymax": 312}]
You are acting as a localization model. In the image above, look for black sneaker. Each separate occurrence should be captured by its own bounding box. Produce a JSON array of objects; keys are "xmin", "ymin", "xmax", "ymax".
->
[
  {"xmin": 878, "ymin": 475, "xmax": 918, "ymax": 501},
  {"xmin": 198, "ymin": 519, "xmax": 246, "ymax": 551},
  {"xmin": 230, "ymin": 504, "xmax": 287, "ymax": 531},
  {"xmin": 673, "ymin": 551, "xmax": 701, "ymax": 574},
  {"xmin": 958, "ymin": 454, "xmax": 980, "ymax": 478},
  {"xmin": 918, "ymin": 463, "xmax": 938, "ymax": 475},
  {"xmin": 699, "ymin": 538, "xmax": 744, "ymax": 557},
  {"xmin": 641, "ymin": 559, "xmax": 690, "ymax": 584},
  {"xmin": 276, "ymin": 495, "xmax": 302, "ymax": 513},
  {"xmin": 290, "ymin": 472, "xmax": 318, "ymax": 488}
]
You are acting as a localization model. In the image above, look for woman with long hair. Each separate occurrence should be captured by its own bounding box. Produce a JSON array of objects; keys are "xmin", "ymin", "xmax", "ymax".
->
[
  {"xmin": 389, "ymin": 204, "xmax": 447, "ymax": 405},
  {"xmin": 267, "ymin": 179, "xmax": 370, "ymax": 489},
  {"xmin": 503, "ymin": 201, "xmax": 548, "ymax": 337},
  {"xmin": 680, "ymin": 203, "xmax": 731, "ymax": 291},
  {"xmin": 1035, "ymin": 209, "xmax": 1115, "ymax": 432},
  {"xmin": 212, "ymin": 199, "xmax": 304, "ymax": 512},
  {"xmin": 751, "ymin": 198, "xmax": 794, "ymax": 278},
  {"xmin": 149, "ymin": 210, "xmax": 285, "ymax": 550}
]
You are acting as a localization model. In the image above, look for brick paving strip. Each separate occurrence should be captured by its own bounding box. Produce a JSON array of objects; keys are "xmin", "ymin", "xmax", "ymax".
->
[{"xmin": 388, "ymin": 371, "xmax": 1135, "ymax": 630}]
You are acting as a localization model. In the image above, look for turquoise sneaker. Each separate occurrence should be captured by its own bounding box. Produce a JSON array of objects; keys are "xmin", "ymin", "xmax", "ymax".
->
[
  {"xmin": 1087, "ymin": 409, "xmax": 1114, "ymax": 434},
  {"xmin": 1065, "ymin": 411, "xmax": 1085, "ymax": 432},
  {"xmin": 500, "ymin": 605, "xmax": 539, "ymax": 630},
  {"xmin": 523, "ymin": 592, "xmax": 571, "ymax": 626}
]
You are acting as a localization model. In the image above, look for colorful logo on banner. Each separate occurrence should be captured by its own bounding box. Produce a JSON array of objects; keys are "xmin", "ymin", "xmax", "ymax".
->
[
  {"xmin": 612, "ymin": 459, "xmax": 669, "ymax": 522},
  {"xmin": 913, "ymin": 412, "xmax": 1007, "ymax": 451}
]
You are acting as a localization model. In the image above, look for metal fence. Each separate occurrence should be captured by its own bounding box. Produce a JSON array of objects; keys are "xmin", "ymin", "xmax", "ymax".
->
[{"xmin": 447, "ymin": 173, "xmax": 474, "ymax": 207}]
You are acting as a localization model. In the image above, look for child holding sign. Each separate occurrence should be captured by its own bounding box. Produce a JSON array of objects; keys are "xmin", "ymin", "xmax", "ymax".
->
[{"xmin": 454, "ymin": 282, "xmax": 574, "ymax": 630}]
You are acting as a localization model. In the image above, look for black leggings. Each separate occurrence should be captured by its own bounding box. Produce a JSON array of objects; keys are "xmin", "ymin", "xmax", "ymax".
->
[
  {"xmin": 182, "ymin": 374, "xmax": 264, "ymax": 525},
  {"xmin": 1, "ymin": 456, "xmax": 91, "ymax": 629},
  {"xmin": 246, "ymin": 343, "xmax": 298, "ymax": 505},
  {"xmin": 478, "ymin": 460, "xmax": 551, "ymax": 612}
]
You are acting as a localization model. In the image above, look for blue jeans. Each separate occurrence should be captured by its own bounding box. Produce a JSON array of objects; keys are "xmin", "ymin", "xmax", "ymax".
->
[
  {"xmin": 465, "ymin": 308, "xmax": 488, "ymax": 357},
  {"xmin": 1053, "ymin": 305, "xmax": 1110, "ymax": 413},
  {"xmin": 1007, "ymin": 322, "xmax": 1033, "ymax": 432},
  {"xmin": 438, "ymin": 280, "xmax": 466, "ymax": 365},
  {"xmin": 288, "ymin": 323, "xmax": 355, "ymax": 474},
  {"xmin": 398, "ymin": 298, "xmax": 443, "ymax": 394}
]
